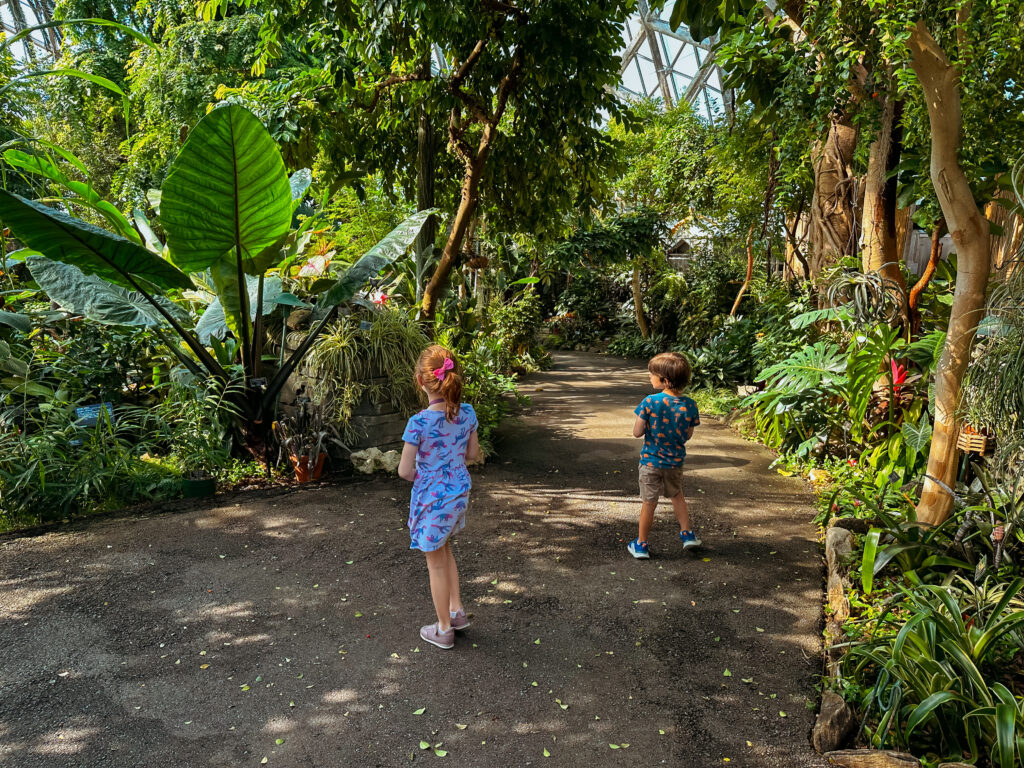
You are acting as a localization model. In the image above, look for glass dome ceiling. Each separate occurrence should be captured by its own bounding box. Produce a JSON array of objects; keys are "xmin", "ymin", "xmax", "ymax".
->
[
  {"xmin": 0, "ymin": 0, "xmax": 59, "ymax": 61},
  {"xmin": 618, "ymin": 0, "xmax": 728, "ymax": 119}
]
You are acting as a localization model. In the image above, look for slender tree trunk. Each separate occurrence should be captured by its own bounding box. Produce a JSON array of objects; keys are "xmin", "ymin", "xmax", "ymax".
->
[
  {"xmin": 421, "ymin": 151, "xmax": 488, "ymax": 318},
  {"xmin": 632, "ymin": 267, "xmax": 650, "ymax": 338},
  {"xmin": 908, "ymin": 22, "xmax": 993, "ymax": 526},
  {"xmin": 415, "ymin": 106, "xmax": 437, "ymax": 302},
  {"xmin": 731, "ymin": 224, "xmax": 756, "ymax": 316},
  {"xmin": 908, "ymin": 219, "xmax": 946, "ymax": 333},
  {"xmin": 861, "ymin": 95, "xmax": 907, "ymax": 289},
  {"xmin": 808, "ymin": 113, "xmax": 859, "ymax": 279}
]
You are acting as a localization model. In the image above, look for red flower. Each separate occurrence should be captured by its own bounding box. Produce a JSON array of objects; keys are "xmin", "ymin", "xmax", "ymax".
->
[
  {"xmin": 847, "ymin": 458, "xmax": 857, "ymax": 467},
  {"xmin": 890, "ymin": 359, "xmax": 908, "ymax": 394}
]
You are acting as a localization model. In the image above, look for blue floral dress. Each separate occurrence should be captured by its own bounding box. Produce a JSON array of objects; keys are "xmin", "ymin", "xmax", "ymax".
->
[{"xmin": 402, "ymin": 404, "xmax": 478, "ymax": 552}]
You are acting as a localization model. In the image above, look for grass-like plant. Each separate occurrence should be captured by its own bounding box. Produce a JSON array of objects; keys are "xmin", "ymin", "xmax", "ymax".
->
[{"xmin": 844, "ymin": 577, "xmax": 1024, "ymax": 767}]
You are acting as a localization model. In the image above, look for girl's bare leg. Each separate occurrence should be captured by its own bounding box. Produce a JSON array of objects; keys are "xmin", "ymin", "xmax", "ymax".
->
[
  {"xmin": 424, "ymin": 548, "xmax": 452, "ymax": 631},
  {"xmin": 445, "ymin": 543, "xmax": 464, "ymax": 614}
]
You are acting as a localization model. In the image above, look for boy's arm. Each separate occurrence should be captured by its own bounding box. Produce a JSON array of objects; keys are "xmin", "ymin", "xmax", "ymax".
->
[
  {"xmin": 632, "ymin": 415, "xmax": 647, "ymax": 439},
  {"xmin": 397, "ymin": 442, "xmax": 418, "ymax": 481}
]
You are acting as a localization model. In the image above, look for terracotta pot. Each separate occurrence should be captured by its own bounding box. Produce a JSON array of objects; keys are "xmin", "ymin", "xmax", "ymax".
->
[{"xmin": 291, "ymin": 453, "xmax": 326, "ymax": 482}]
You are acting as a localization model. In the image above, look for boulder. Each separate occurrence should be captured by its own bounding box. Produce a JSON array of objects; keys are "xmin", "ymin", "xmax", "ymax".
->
[
  {"xmin": 825, "ymin": 526, "xmax": 855, "ymax": 572},
  {"xmin": 812, "ymin": 691, "xmax": 856, "ymax": 753},
  {"xmin": 825, "ymin": 749, "xmax": 920, "ymax": 767}
]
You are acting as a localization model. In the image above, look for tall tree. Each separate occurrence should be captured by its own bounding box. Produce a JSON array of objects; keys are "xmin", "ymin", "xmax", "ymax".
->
[{"xmin": 238, "ymin": 0, "xmax": 633, "ymax": 318}]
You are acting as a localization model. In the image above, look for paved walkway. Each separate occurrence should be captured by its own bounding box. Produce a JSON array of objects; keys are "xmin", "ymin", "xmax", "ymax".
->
[{"xmin": 0, "ymin": 352, "xmax": 827, "ymax": 767}]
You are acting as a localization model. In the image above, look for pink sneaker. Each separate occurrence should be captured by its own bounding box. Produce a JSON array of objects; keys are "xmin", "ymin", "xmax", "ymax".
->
[
  {"xmin": 420, "ymin": 622, "xmax": 455, "ymax": 649},
  {"xmin": 451, "ymin": 610, "xmax": 471, "ymax": 631}
]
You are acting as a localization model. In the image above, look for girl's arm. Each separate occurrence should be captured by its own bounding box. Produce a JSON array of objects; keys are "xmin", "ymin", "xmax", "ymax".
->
[
  {"xmin": 632, "ymin": 415, "xmax": 647, "ymax": 438},
  {"xmin": 465, "ymin": 430, "xmax": 482, "ymax": 464},
  {"xmin": 398, "ymin": 442, "xmax": 418, "ymax": 481}
]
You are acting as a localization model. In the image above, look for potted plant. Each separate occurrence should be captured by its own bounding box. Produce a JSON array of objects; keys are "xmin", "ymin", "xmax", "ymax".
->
[{"xmin": 273, "ymin": 398, "xmax": 341, "ymax": 482}]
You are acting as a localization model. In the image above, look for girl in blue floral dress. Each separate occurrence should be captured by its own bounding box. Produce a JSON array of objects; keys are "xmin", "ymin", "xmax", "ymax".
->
[{"xmin": 398, "ymin": 345, "xmax": 481, "ymax": 649}]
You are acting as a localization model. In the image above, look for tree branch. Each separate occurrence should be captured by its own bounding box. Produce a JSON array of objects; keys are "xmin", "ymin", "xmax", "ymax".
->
[{"xmin": 357, "ymin": 72, "xmax": 432, "ymax": 111}]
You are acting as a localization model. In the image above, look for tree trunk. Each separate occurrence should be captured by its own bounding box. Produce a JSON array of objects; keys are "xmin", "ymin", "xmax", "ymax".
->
[
  {"xmin": 908, "ymin": 21, "xmax": 993, "ymax": 526},
  {"xmin": 421, "ymin": 150, "xmax": 488, "ymax": 318},
  {"xmin": 908, "ymin": 219, "xmax": 945, "ymax": 333},
  {"xmin": 860, "ymin": 96, "xmax": 907, "ymax": 290},
  {"xmin": 731, "ymin": 224, "xmax": 756, "ymax": 316},
  {"xmin": 632, "ymin": 267, "xmax": 650, "ymax": 338},
  {"xmin": 414, "ymin": 106, "xmax": 438, "ymax": 302},
  {"xmin": 808, "ymin": 114, "xmax": 859, "ymax": 279}
]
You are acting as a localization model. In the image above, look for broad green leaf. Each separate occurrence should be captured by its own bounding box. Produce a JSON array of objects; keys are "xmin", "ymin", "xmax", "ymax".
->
[
  {"xmin": 901, "ymin": 418, "xmax": 932, "ymax": 453},
  {"xmin": 161, "ymin": 105, "xmax": 291, "ymax": 273},
  {"xmin": 0, "ymin": 190, "xmax": 192, "ymax": 290},
  {"xmin": 27, "ymin": 256, "xmax": 185, "ymax": 328},
  {"xmin": 197, "ymin": 269, "xmax": 283, "ymax": 344},
  {"xmin": 290, "ymin": 168, "xmax": 312, "ymax": 202},
  {"xmin": 0, "ymin": 309, "xmax": 31, "ymax": 332},
  {"xmin": 317, "ymin": 209, "xmax": 435, "ymax": 314}
]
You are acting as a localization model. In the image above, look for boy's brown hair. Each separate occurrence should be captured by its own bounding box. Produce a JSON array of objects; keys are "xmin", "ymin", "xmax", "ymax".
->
[{"xmin": 648, "ymin": 352, "xmax": 691, "ymax": 392}]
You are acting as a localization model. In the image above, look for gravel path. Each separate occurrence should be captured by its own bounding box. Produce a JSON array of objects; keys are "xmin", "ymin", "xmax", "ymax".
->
[{"xmin": 0, "ymin": 351, "xmax": 828, "ymax": 767}]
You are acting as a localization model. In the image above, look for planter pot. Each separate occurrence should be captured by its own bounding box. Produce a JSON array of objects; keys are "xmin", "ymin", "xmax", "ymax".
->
[
  {"xmin": 182, "ymin": 477, "xmax": 216, "ymax": 498},
  {"xmin": 291, "ymin": 452, "xmax": 327, "ymax": 482}
]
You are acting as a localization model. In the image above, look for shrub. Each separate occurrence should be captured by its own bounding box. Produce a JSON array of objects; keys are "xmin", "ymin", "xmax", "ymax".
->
[{"xmin": 607, "ymin": 329, "xmax": 667, "ymax": 359}]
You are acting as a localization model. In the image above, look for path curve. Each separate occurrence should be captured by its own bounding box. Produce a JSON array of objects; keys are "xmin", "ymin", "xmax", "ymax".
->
[{"xmin": 0, "ymin": 351, "xmax": 827, "ymax": 767}]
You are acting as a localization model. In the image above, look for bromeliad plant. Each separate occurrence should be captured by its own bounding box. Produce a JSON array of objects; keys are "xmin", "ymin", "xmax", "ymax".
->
[
  {"xmin": 0, "ymin": 105, "xmax": 433, "ymax": 456},
  {"xmin": 843, "ymin": 577, "xmax": 1024, "ymax": 767}
]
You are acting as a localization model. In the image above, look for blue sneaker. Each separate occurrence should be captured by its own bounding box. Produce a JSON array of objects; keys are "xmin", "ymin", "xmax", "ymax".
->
[
  {"xmin": 627, "ymin": 538, "xmax": 650, "ymax": 559},
  {"xmin": 680, "ymin": 530, "xmax": 702, "ymax": 549}
]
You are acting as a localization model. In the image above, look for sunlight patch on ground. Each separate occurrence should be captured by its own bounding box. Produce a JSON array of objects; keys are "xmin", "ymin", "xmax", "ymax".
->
[{"xmin": 0, "ymin": 584, "xmax": 73, "ymax": 619}]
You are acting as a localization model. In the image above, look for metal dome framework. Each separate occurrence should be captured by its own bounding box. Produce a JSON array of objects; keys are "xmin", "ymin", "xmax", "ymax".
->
[
  {"xmin": 0, "ymin": 0, "xmax": 59, "ymax": 62},
  {"xmin": 617, "ymin": 0, "xmax": 729, "ymax": 120}
]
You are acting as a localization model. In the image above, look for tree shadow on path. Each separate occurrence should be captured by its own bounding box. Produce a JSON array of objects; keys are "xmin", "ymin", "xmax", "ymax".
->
[{"xmin": 0, "ymin": 351, "xmax": 828, "ymax": 767}]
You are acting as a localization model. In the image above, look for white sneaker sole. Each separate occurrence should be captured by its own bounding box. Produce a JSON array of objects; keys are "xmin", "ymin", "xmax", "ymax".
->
[
  {"xmin": 420, "ymin": 630, "xmax": 454, "ymax": 649},
  {"xmin": 682, "ymin": 539, "xmax": 702, "ymax": 549},
  {"xmin": 628, "ymin": 549, "xmax": 650, "ymax": 559}
]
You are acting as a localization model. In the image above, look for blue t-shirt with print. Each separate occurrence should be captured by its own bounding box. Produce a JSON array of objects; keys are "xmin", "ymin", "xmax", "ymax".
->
[{"xmin": 634, "ymin": 392, "xmax": 700, "ymax": 468}]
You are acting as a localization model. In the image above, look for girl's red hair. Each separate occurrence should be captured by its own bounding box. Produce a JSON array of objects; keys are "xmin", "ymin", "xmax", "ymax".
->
[{"xmin": 416, "ymin": 345, "xmax": 463, "ymax": 421}]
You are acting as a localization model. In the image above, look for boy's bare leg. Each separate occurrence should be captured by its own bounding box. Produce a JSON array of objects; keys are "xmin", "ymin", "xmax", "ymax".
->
[
  {"xmin": 444, "ymin": 542, "xmax": 464, "ymax": 614},
  {"xmin": 638, "ymin": 500, "xmax": 658, "ymax": 543},
  {"xmin": 424, "ymin": 548, "xmax": 452, "ymax": 631},
  {"xmin": 670, "ymin": 492, "xmax": 691, "ymax": 532}
]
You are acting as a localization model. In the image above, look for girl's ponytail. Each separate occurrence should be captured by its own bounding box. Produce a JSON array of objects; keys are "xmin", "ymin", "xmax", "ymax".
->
[{"xmin": 416, "ymin": 345, "xmax": 463, "ymax": 422}]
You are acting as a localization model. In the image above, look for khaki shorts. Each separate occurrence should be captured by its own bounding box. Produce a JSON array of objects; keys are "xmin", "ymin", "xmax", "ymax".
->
[{"xmin": 638, "ymin": 464, "xmax": 684, "ymax": 501}]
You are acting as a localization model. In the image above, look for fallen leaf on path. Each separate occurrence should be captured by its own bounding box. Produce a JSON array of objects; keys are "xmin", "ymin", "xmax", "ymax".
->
[
  {"xmin": 723, "ymin": 669, "xmax": 732, "ymax": 677},
  {"xmin": 543, "ymin": 748, "xmax": 551, "ymax": 757},
  {"xmin": 419, "ymin": 741, "xmax": 430, "ymax": 749},
  {"xmin": 779, "ymin": 711, "xmax": 787, "ymax": 717},
  {"xmin": 275, "ymin": 738, "xmax": 285, "ymax": 745},
  {"xmin": 433, "ymin": 749, "xmax": 447, "ymax": 756},
  {"xmin": 455, "ymin": 724, "xmax": 467, "ymax": 730},
  {"xmin": 413, "ymin": 708, "xmax": 426, "ymax": 715}
]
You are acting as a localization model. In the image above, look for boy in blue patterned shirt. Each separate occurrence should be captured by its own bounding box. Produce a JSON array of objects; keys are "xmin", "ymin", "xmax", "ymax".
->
[{"xmin": 628, "ymin": 352, "xmax": 701, "ymax": 559}]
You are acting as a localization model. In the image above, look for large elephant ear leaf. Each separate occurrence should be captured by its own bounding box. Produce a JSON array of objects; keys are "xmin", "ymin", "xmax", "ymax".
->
[
  {"xmin": 161, "ymin": 104, "xmax": 291, "ymax": 274},
  {"xmin": 316, "ymin": 209, "xmax": 436, "ymax": 316},
  {"xmin": 0, "ymin": 189, "xmax": 193, "ymax": 291},
  {"xmin": 198, "ymin": 260, "xmax": 283, "ymax": 344},
  {"xmin": 27, "ymin": 255, "xmax": 188, "ymax": 328}
]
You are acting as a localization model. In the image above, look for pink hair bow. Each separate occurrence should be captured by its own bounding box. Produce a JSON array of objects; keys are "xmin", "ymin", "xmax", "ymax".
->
[{"xmin": 433, "ymin": 357, "xmax": 455, "ymax": 381}]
